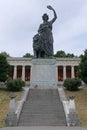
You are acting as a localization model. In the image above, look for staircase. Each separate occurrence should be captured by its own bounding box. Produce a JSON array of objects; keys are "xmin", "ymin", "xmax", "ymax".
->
[{"xmin": 18, "ymin": 89, "xmax": 66, "ymax": 126}]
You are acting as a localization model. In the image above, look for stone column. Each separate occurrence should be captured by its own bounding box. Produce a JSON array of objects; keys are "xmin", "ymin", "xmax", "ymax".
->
[
  {"xmin": 13, "ymin": 66, "xmax": 17, "ymax": 79},
  {"xmin": 63, "ymin": 66, "xmax": 66, "ymax": 81},
  {"xmin": 30, "ymin": 65, "xmax": 32, "ymax": 83},
  {"xmin": 22, "ymin": 65, "xmax": 25, "ymax": 81},
  {"xmin": 56, "ymin": 66, "xmax": 58, "ymax": 83},
  {"xmin": 71, "ymin": 66, "xmax": 74, "ymax": 78}
]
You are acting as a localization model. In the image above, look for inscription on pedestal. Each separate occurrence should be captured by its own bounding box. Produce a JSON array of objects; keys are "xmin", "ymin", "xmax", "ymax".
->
[
  {"xmin": 30, "ymin": 59, "xmax": 57, "ymax": 88},
  {"xmin": 32, "ymin": 59, "xmax": 56, "ymax": 65}
]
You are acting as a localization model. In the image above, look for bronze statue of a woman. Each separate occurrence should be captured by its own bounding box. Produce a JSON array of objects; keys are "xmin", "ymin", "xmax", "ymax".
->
[{"xmin": 33, "ymin": 5, "xmax": 57, "ymax": 58}]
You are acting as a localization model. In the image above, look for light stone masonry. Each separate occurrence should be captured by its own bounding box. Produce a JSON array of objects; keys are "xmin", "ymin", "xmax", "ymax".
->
[
  {"xmin": 7, "ymin": 57, "xmax": 81, "ymax": 85},
  {"xmin": 30, "ymin": 59, "xmax": 57, "ymax": 88}
]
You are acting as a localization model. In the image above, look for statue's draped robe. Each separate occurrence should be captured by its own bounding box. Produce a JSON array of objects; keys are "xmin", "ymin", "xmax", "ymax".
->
[{"xmin": 38, "ymin": 21, "xmax": 53, "ymax": 57}]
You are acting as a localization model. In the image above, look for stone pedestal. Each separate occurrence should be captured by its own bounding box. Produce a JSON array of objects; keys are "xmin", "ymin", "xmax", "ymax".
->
[{"xmin": 30, "ymin": 59, "xmax": 57, "ymax": 88}]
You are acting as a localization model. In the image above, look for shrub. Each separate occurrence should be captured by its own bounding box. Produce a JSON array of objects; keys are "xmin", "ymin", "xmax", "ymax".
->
[
  {"xmin": 6, "ymin": 78, "xmax": 25, "ymax": 92},
  {"xmin": 16, "ymin": 78, "xmax": 25, "ymax": 87},
  {"xmin": 63, "ymin": 78, "xmax": 81, "ymax": 91}
]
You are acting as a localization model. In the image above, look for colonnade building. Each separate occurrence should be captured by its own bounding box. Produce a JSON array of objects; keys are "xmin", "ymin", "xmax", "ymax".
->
[{"xmin": 7, "ymin": 57, "xmax": 80, "ymax": 84}]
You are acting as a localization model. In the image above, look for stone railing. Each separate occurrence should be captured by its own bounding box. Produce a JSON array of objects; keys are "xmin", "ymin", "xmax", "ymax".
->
[
  {"xmin": 58, "ymin": 86, "xmax": 79, "ymax": 126},
  {"xmin": 5, "ymin": 87, "xmax": 29, "ymax": 126}
]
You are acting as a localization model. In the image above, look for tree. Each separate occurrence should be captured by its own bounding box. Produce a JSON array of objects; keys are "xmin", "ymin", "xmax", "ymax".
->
[
  {"xmin": 54, "ymin": 50, "xmax": 66, "ymax": 57},
  {"xmin": 0, "ymin": 51, "xmax": 10, "ymax": 57},
  {"xmin": 23, "ymin": 53, "xmax": 33, "ymax": 58},
  {"xmin": 54, "ymin": 50, "xmax": 77, "ymax": 58},
  {"xmin": 79, "ymin": 54, "xmax": 83, "ymax": 58},
  {"xmin": 66, "ymin": 53, "xmax": 75, "ymax": 58},
  {"xmin": 78, "ymin": 49, "xmax": 87, "ymax": 84},
  {"xmin": 0, "ymin": 54, "xmax": 10, "ymax": 82}
]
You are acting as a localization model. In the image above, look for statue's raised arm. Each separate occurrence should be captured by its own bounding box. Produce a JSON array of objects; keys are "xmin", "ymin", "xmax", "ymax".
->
[{"xmin": 47, "ymin": 5, "xmax": 57, "ymax": 23}]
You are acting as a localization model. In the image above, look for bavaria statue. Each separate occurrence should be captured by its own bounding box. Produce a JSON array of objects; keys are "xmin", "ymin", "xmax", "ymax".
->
[{"xmin": 33, "ymin": 5, "xmax": 57, "ymax": 58}]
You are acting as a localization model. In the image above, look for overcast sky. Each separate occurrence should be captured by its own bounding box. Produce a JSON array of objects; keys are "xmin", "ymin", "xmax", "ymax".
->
[{"xmin": 0, "ymin": 0, "xmax": 87, "ymax": 57}]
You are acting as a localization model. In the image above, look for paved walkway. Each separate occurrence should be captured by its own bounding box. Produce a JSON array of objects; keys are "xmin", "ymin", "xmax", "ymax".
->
[{"xmin": 0, "ymin": 127, "xmax": 87, "ymax": 130}]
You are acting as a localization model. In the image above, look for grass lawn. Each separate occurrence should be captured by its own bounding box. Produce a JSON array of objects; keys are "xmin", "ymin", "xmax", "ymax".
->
[
  {"xmin": 0, "ymin": 88, "xmax": 21, "ymax": 128},
  {"xmin": 65, "ymin": 87, "xmax": 87, "ymax": 127}
]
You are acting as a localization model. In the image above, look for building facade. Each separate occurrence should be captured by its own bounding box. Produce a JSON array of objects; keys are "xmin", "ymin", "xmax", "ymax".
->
[{"xmin": 7, "ymin": 57, "xmax": 80, "ymax": 84}]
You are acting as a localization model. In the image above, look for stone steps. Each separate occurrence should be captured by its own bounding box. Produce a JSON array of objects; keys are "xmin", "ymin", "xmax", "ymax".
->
[{"xmin": 18, "ymin": 89, "xmax": 66, "ymax": 126}]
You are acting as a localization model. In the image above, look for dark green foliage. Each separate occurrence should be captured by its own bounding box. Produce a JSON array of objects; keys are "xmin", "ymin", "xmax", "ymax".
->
[
  {"xmin": 63, "ymin": 78, "xmax": 81, "ymax": 91},
  {"xmin": 78, "ymin": 49, "xmax": 87, "ymax": 84},
  {"xmin": 54, "ymin": 50, "xmax": 77, "ymax": 58},
  {"xmin": 0, "ymin": 54, "xmax": 10, "ymax": 82},
  {"xmin": 23, "ymin": 53, "xmax": 33, "ymax": 58},
  {"xmin": 0, "ymin": 52, "xmax": 10, "ymax": 57},
  {"xmin": 66, "ymin": 53, "xmax": 75, "ymax": 58},
  {"xmin": 54, "ymin": 50, "xmax": 66, "ymax": 57},
  {"xmin": 6, "ymin": 78, "xmax": 25, "ymax": 92}
]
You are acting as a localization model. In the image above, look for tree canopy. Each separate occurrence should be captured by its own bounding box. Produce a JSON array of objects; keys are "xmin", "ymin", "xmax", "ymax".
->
[
  {"xmin": 0, "ymin": 52, "xmax": 10, "ymax": 57},
  {"xmin": 23, "ymin": 53, "xmax": 33, "ymax": 58},
  {"xmin": 0, "ymin": 54, "xmax": 10, "ymax": 82},
  {"xmin": 78, "ymin": 49, "xmax": 87, "ymax": 84},
  {"xmin": 54, "ymin": 50, "xmax": 76, "ymax": 58},
  {"xmin": 54, "ymin": 50, "xmax": 66, "ymax": 57}
]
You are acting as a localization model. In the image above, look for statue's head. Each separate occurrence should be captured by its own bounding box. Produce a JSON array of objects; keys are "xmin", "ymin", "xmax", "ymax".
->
[{"xmin": 42, "ymin": 13, "xmax": 49, "ymax": 21}]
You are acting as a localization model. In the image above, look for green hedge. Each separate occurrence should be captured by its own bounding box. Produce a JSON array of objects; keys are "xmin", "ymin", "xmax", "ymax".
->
[
  {"xmin": 63, "ymin": 78, "xmax": 81, "ymax": 91},
  {"xmin": 6, "ymin": 78, "xmax": 25, "ymax": 92}
]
